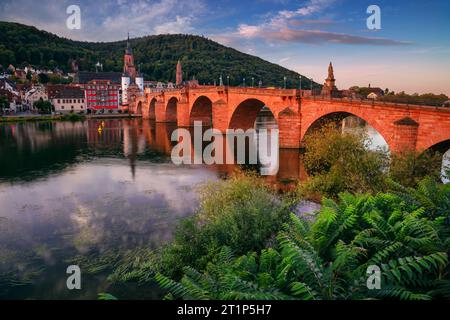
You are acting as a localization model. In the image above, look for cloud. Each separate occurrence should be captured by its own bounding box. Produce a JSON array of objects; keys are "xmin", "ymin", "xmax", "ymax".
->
[
  {"xmin": 214, "ymin": 0, "xmax": 410, "ymax": 47},
  {"xmin": 0, "ymin": 0, "xmax": 205, "ymax": 41},
  {"xmin": 154, "ymin": 16, "xmax": 194, "ymax": 34},
  {"xmin": 256, "ymin": 28, "xmax": 412, "ymax": 45}
]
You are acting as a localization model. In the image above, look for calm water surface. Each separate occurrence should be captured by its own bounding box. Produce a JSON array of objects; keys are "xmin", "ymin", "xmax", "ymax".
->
[{"xmin": 0, "ymin": 119, "xmax": 312, "ymax": 299}]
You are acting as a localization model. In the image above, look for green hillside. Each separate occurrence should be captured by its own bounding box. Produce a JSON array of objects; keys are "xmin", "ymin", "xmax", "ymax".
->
[{"xmin": 0, "ymin": 21, "xmax": 318, "ymax": 88}]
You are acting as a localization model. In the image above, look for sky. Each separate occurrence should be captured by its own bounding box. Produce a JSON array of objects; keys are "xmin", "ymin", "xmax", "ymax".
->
[{"xmin": 0, "ymin": 0, "xmax": 449, "ymax": 95}]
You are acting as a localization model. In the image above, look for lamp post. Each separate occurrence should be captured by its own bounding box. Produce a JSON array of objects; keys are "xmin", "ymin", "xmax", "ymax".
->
[
  {"xmin": 243, "ymin": 78, "xmax": 246, "ymax": 88},
  {"xmin": 299, "ymin": 75, "xmax": 302, "ymax": 96},
  {"xmin": 252, "ymin": 77, "xmax": 254, "ymax": 88},
  {"xmin": 227, "ymin": 75, "xmax": 230, "ymax": 86},
  {"xmin": 284, "ymin": 76, "xmax": 287, "ymax": 89}
]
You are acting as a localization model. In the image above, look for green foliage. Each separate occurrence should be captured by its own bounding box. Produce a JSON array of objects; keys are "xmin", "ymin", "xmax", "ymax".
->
[
  {"xmin": 390, "ymin": 150, "xmax": 443, "ymax": 187},
  {"xmin": 380, "ymin": 91, "xmax": 449, "ymax": 107},
  {"xmin": 33, "ymin": 99, "xmax": 52, "ymax": 114},
  {"xmin": 60, "ymin": 113, "xmax": 85, "ymax": 122},
  {"xmin": 157, "ymin": 173, "xmax": 293, "ymax": 279},
  {"xmin": 98, "ymin": 293, "xmax": 118, "ymax": 300},
  {"xmin": 0, "ymin": 22, "xmax": 316, "ymax": 88},
  {"xmin": 300, "ymin": 123, "xmax": 389, "ymax": 200},
  {"xmin": 156, "ymin": 188, "xmax": 449, "ymax": 300},
  {"xmin": 0, "ymin": 95, "xmax": 8, "ymax": 112}
]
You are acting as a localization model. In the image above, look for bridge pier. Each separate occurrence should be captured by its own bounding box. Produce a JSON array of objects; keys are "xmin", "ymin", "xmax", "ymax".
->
[
  {"xmin": 177, "ymin": 102, "xmax": 190, "ymax": 127},
  {"xmin": 155, "ymin": 101, "xmax": 167, "ymax": 122},
  {"xmin": 391, "ymin": 117, "xmax": 419, "ymax": 153},
  {"xmin": 278, "ymin": 107, "xmax": 301, "ymax": 149},
  {"xmin": 212, "ymin": 100, "xmax": 229, "ymax": 132}
]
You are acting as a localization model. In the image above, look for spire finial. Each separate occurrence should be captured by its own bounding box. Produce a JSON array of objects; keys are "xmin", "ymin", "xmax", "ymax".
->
[{"xmin": 328, "ymin": 61, "xmax": 334, "ymax": 80}]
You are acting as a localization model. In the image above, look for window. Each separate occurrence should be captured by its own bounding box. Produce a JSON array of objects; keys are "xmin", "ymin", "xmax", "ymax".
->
[
  {"xmin": 57, "ymin": 100, "xmax": 60, "ymax": 103},
  {"xmin": 61, "ymin": 106, "xmax": 65, "ymax": 109},
  {"xmin": 71, "ymin": 106, "xmax": 74, "ymax": 109}
]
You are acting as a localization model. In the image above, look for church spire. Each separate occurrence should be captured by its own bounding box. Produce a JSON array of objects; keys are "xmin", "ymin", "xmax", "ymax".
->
[
  {"xmin": 327, "ymin": 62, "xmax": 335, "ymax": 80},
  {"xmin": 126, "ymin": 32, "xmax": 132, "ymax": 55}
]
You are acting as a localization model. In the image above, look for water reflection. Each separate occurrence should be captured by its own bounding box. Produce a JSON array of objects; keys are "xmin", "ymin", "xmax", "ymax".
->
[{"xmin": 0, "ymin": 119, "xmax": 309, "ymax": 299}]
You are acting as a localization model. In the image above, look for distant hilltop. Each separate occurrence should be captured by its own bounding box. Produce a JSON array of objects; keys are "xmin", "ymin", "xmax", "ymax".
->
[{"xmin": 0, "ymin": 21, "xmax": 317, "ymax": 88}]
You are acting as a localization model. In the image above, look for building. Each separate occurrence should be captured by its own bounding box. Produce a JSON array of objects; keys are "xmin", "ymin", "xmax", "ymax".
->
[
  {"xmin": 321, "ymin": 62, "xmax": 339, "ymax": 97},
  {"xmin": 366, "ymin": 85, "xmax": 385, "ymax": 99},
  {"xmin": 52, "ymin": 88, "xmax": 86, "ymax": 114},
  {"xmin": 121, "ymin": 34, "xmax": 144, "ymax": 108},
  {"xmin": 176, "ymin": 60, "xmax": 183, "ymax": 86},
  {"xmin": 46, "ymin": 84, "xmax": 78, "ymax": 100},
  {"xmin": 74, "ymin": 71, "xmax": 122, "ymax": 85},
  {"xmin": 84, "ymin": 80, "xmax": 121, "ymax": 112},
  {"xmin": 25, "ymin": 86, "xmax": 48, "ymax": 109},
  {"xmin": 0, "ymin": 89, "xmax": 22, "ymax": 113}
]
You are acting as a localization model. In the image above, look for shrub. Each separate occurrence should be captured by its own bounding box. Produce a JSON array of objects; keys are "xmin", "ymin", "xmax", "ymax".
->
[
  {"xmin": 389, "ymin": 150, "xmax": 443, "ymax": 187},
  {"xmin": 156, "ymin": 185, "xmax": 450, "ymax": 300},
  {"xmin": 299, "ymin": 123, "xmax": 389, "ymax": 199}
]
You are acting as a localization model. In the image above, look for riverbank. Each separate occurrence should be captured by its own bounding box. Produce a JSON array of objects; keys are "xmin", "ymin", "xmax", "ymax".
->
[{"xmin": 0, "ymin": 113, "xmax": 141, "ymax": 123}]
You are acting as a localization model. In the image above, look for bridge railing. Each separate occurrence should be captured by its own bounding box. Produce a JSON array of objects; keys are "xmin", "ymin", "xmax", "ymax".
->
[{"xmin": 304, "ymin": 94, "xmax": 450, "ymax": 110}]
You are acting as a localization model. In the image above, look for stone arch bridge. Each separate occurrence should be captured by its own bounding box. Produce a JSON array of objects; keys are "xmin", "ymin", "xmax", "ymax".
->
[{"xmin": 130, "ymin": 86, "xmax": 450, "ymax": 153}]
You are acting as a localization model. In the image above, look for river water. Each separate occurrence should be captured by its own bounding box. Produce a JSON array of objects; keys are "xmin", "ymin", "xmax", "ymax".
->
[{"xmin": 0, "ymin": 117, "xmax": 445, "ymax": 299}]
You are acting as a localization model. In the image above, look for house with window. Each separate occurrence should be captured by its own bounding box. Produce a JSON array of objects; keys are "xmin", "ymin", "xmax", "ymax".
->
[{"xmin": 52, "ymin": 88, "xmax": 86, "ymax": 114}]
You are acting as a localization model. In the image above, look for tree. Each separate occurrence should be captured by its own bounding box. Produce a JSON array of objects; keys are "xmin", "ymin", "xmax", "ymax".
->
[
  {"xmin": 33, "ymin": 98, "xmax": 52, "ymax": 114},
  {"xmin": 0, "ymin": 95, "xmax": 9, "ymax": 113},
  {"xmin": 38, "ymin": 73, "xmax": 49, "ymax": 84},
  {"xmin": 299, "ymin": 123, "xmax": 389, "ymax": 200}
]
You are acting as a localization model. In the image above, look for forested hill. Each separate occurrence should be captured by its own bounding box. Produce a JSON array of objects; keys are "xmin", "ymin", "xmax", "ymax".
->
[{"xmin": 0, "ymin": 21, "xmax": 317, "ymax": 88}]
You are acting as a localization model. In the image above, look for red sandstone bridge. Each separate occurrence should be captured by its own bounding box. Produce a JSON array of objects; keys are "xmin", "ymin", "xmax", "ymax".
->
[{"xmin": 129, "ymin": 86, "xmax": 450, "ymax": 153}]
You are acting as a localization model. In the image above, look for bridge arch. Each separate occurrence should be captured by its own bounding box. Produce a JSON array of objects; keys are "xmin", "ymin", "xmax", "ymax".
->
[
  {"xmin": 166, "ymin": 97, "xmax": 178, "ymax": 123},
  {"xmin": 228, "ymin": 98, "xmax": 278, "ymax": 130},
  {"xmin": 190, "ymin": 96, "xmax": 213, "ymax": 126},
  {"xmin": 136, "ymin": 101, "xmax": 143, "ymax": 115},
  {"xmin": 422, "ymin": 139, "xmax": 450, "ymax": 184},
  {"xmin": 301, "ymin": 108, "xmax": 392, "ymax": 151},
  {"xmin": 420, "ymin": 132, "xmax": 450, "ymax": 153},
  {"xmin": 148, "ymin": 98, "xmax": 156, "ymax": 120}
]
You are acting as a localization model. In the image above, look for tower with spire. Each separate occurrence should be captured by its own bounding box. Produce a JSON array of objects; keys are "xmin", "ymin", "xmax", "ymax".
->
[
  {"xmin": 176, "ymin": 60, "xmax": 183, "ymax": 86},
  {"xmin": 321, "ymin": 62, "xmax": 338, "ymax": 97},
  {"xmin": 121, "ymin": 33, "xmax": 143, "ymax": 108},
  {"xmin": 123, "ymin": 33, "xmax": 137, "ymax": 81}
]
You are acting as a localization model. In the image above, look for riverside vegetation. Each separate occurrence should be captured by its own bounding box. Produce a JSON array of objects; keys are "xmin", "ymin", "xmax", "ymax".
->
[{"xmin": 91, "ymin": 123, "xmax": 450, "ymax": 300}]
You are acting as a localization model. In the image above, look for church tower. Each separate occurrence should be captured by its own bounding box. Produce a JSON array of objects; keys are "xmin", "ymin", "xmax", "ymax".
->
[
  {"xmin": 123, "ymin": 33, "xmax": 137, "ymax": 81},
  {"xmin": 321, "ymin": 62, "xmax": 338, "ymax": 96},
  {"xmin": 176, "ymin": 60, "xmax": 183, "ymax": 86}
]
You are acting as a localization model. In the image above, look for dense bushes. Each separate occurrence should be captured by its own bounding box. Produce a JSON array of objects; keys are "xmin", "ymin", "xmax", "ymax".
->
[
  {"xmin": 299, "ymin": 123, "xmax": 446, "ymax": 200},
  {"xmin": 156, "ymin": 182, "xmax": 450, "ymax": 300},
  {"xmin": 299, "ymin": 124, "xmax": 389, "ymax": 200}
]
